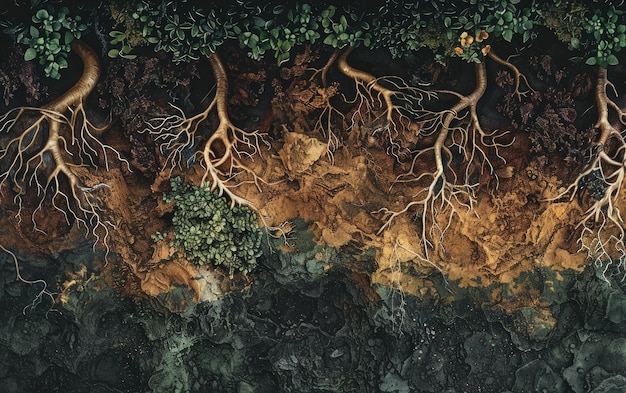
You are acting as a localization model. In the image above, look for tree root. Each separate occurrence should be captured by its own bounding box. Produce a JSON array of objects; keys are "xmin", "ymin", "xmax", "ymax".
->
[
  {"xmin": 377, "ymin": 60, "xmax": 512, "ymax": 263},
  {"xmin": 336, "ymin": 46, "xmax": 434, "ymax": 162},
  {"xmin": 548, "ymin": 66, "xmax": 626, "ymax": 279},
  {"xmin": 0, "ymin": 245, "xmax": 55, "ymax": 314},
  {"xmin": 488, "ymin": 50, "xmax": 535, "ymax": 99},
  {"xmin": 0, "ymin": 40, "xmax": 127, "ymax": 250},
  {"xmin": 146, "ymin": 52, "xmax": 269, "ymax": 208}
]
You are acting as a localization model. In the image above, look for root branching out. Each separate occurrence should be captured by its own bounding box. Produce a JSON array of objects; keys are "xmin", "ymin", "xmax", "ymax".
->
[
  {"xmin": 376, "ymin": 60, "xmax": 512, "ymax": 264},
  {"xmin": 145, "ymin": 52, "xmax": 269, "ymax": 208},
  {"xmin": 548, "ymin": 67, "xmax": 626, "ymax": 279},
  {"xmin": 0, "ymin": 41, "xmax": 128, "ymax": 252}
]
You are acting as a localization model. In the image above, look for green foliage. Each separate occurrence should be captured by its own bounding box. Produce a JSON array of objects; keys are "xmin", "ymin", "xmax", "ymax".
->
[
  {"xmin": 107, "ymin": 1, "xmax": 232, "ymax": 63},
  {"xmin": 452, "ymin": 30, "xmax": 491, "ymax": 63},
  {"xmin": 540, "ymin": 1, "xmax": 588, "ymax": 49},
  {"xmin": 16, "ymin": 7, "xmax": 86, "ymax": 79},
  {"xmin": 158, "ymin": 8, "xmax": 233, "ymax": 63},
  {"xmin": 102, "ymin": 0, "xmax": 626, "ymax": 71},
  {"xmin": 107, "ymin": 1, "xmax": 160, "ymax": 60},
  {"xmin": 232, "ymin": 9, "xmax": 282, "ymax": 62},
  {"xmin": 372, "ymin": 0, "xmax": 458, "ymax": 58},
  {"xmin": 275, "ymin": 3, "xmax": 321, "ymax": 64},
  {"xmin": 466, "ymin": 0, "xmax": 539, "ymax": 43},
  {"xmin": 582, "ymin": 6, "xmax": 626, "ymax": 68},
  {"xmin": 162, "ymin": 177, "xmax": 263, "ymax": 277},
  {"xmin": 319, "ymin": 5, "xmax": 372, "ymax": 49}
]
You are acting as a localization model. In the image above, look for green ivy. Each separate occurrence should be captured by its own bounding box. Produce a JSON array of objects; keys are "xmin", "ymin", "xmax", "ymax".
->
[
  {"xmin": 16, "ymin": 7, "xmax": 86, "ymax": 79},
  {"xmin": 160, "ymin": 177, "xmax": 263, "ymax": 277}
]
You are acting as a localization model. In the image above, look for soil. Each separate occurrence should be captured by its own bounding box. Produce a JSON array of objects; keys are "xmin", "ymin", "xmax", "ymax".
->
[{"xmin": 1, "ymin": 41, "xmax": 624, "ymax": 318}]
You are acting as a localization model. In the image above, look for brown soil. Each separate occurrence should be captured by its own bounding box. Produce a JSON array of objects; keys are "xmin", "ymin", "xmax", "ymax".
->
[{"xmin": 2, "ymin": 49, "xmax": 622, "ymax": 316}]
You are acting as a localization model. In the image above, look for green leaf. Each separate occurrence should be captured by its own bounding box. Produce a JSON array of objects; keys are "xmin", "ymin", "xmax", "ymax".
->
[
  {"xmin": 24, "ymin": 47, "xmax": 38, "ymax": 61},
  {"xmin": 340, "ymin": 15, "xmax": 347, "ymax": 30},
  {"xmin": 65, "ymin": 30, "xmax": 74, "ymax": 44},
  {"xmin": 585, "ymin": 57, "xmax": 597, "ymax": 65},
  {"xmin": 57, "ymin": 57, "xmax": 68, "ymax": 68},
  {"xmin": 35, "ymin": 9, "xmax": 49, "ymax": 21},
  {"xmin": 607, "ymin": 54, "xmax": 619, "ymax": 65},
  {"xmin": 503, "ymin": 29, "xmax": 513, "ymax": 42},
  {"xmin": 30, "ymin": 26, "xmax": 39, "ymax": 38}
]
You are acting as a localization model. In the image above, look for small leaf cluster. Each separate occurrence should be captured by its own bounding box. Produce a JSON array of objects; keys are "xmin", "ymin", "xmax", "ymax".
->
[
  {"xmin": 107, "ymin": 1, "xmax": 232, "ymax": 63},
  {"xmin": 163, "ymin": 177, "xmax": 263, "ymax": 277},
  {"xmin": 539, "ymin": 1, "xmax": 588, "ymax": 49},
  {"xmin": 231, "ymin": 3, "xmax": 374, "ymax": 65},
  {"xmin": 375, "ymin": 1, "xmax": 456, "ymax": 60},
  {"xmin": 374, "ymin": 3, "xmax": 427, "ymax": 58},
  {"xmin": 16, "ymin": 7, "xmax": 86, "ymax": 79},
  {"xmin": 108, "ymin": 1, "xmax": 160, "ymax": 60},
  {"xmin": 320, "ymin": 5, "xmax": 372, "ymax": 49},
  {"xmin": 582, "ymin": 6, "xmax": 626, "ymax": 68},
  {"xmin": 158, "ymin": 7, "xmax": 232, "ymax": 63},
  {"xmin": 232, "ymin": 8, "xmax": 283, "ymax": 62},
  {"xmin": 275, "ymin": 3, "xmax": 321, "ymax": 64},
  {"xmin": 467, "ymin": 0, "xmax": 538, "ymax": 43}
]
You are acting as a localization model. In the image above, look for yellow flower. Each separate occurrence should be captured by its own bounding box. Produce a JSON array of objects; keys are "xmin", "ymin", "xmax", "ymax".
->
[
  {"xmin": 476, "ymin": 30, "xmax": 489, "ymax": 42},
  {"xmin": 460, "ymin": 31, "xmax": 468, "ymax": 39},
  {"xmin": 465, "ymin": 35, "xmax": 474, "ymax": 45},
  {"xmin": 481, "ymin": 44, "xmax": 491, "ymax": 56},
  {"xmin": 454, "ymin": 47, "xmax": 464, "ymax": 55}
]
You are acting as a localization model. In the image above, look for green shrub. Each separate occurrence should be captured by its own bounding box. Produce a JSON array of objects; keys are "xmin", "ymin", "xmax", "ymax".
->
[
  {"xmin": 582, "ymin": 6, "xmax": 626, "ymax": 67},
  {"xmin": 16, "ymin": 7, "xmax": 86, "ymax": 79},
  {"xmin": 160, "ymin": 177, "xmax": 263, "ymax": 277}
]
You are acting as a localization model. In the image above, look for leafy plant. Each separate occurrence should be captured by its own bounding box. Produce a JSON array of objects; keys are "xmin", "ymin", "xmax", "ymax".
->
[
  {"xmin": 160, "ymin": 177, "xmax": 263, "ymax": 277},
  {"xmin": 158, "ymin": 8, "xmax": 234, "ymax": 63},
  {"xmin": 232, "ymin": 10, "xmax": 281, "ymax": 62},
  {"xmin": 466, "ymin": 0, "xmax": 539, "ymax": 43},
  {"xmin": 107, "ymin": 1, "xmax": 160, "ymax": 60},
  {"xmin": 320, "ymin": 5, "xmax": 372, "ymax": 49},
  {"xmin": 540, "ymin": 1, "xmax": 589, "ymax": 49},
  {"xmin": 16, "ymin": 7, "xmax": 86, "ymax": 79},
  {"xmin": 108, "ymin": 1, "xmax": 233, "ymax": 63},
  {"xmin": 582, "ymin": 6, "xmax": 626, "ymax": 68},
  {"xmin": 231, "ymin": 3, "xmax": 322, "ymax": 65}
]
